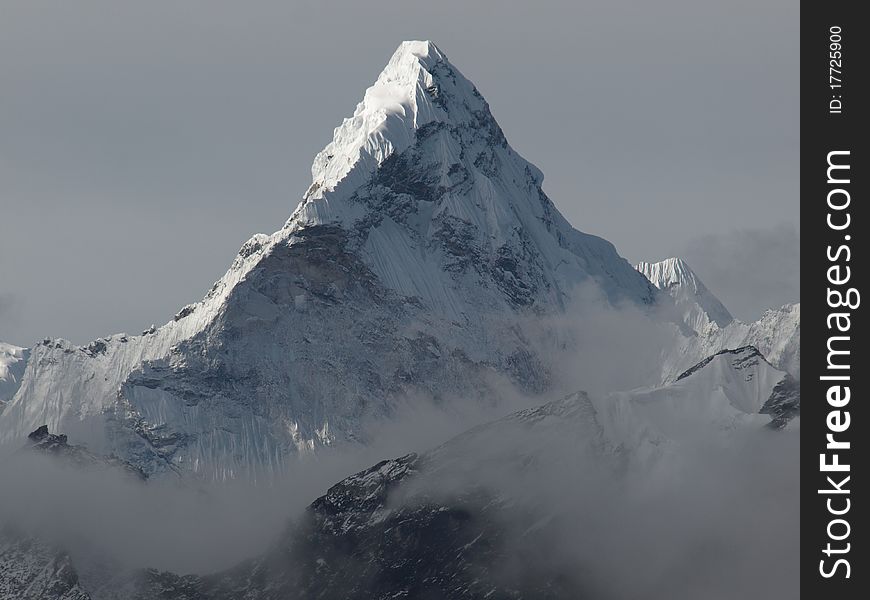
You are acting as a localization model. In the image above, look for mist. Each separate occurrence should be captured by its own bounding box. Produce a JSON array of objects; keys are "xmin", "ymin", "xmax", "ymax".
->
[
  {"xmin": 541, "ymin": 424, "xmax": 800, "ymax": 599},
  {"xmin": 0, "ymin": 287, "xmax": 669, "ymax": 567},
  {"xmin": 386, "ymin": 401, "xmax": 800, "ymax": 599},
  {"xmin": 0, "ymin": 384, "xmax": 542, "ymax": 573},
  {"xmin": 0, "ymin": 286, "xmax": 797, "ymax": 598},
  {"xmin": 522, "ymin": 282, "xmax": 679, "ymax": 397}
]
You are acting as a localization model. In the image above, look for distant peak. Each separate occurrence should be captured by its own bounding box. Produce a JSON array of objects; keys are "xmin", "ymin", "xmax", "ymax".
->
[
  {"xmin": 636, "ymin": 257, "xmax": 734, "ymax": 329},
  {"xmin": 635, "ymin": 257, "xmax": 699, "ymax": 291}
]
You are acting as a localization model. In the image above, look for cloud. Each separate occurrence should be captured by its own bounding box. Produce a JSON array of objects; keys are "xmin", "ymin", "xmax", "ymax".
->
[
  {"xmin": 0, "ymin": 286, "xmax": 677, "ymax": 576},
  {"xmin": 0, "ymin": 278, "xmax": 795, "ymax": 597},
  {"xmin": 378, "ymin": 394, "xmax": 800, "ymax": 599},
  {"xmin": 327, "ymin": 384, "xmax": 797, "ymax": 600},
  {"xmin": 0, "ymin": 391, "xmax": 542, "ymax": 575},
  {"xmin": 521, "ymin": 281, "xmax": 679, "ymax": 397}
]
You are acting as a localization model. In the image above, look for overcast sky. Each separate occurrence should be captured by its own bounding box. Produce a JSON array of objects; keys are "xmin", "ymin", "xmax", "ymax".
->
[{"xmin": 0, "ymin": 0, "xmax": 798, "ymax": 346}]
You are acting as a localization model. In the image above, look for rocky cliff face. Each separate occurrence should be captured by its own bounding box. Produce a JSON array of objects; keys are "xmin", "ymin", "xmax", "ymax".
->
[{"xmin": 0, "ymin": 533, "xmax": 91, "ymax": 600}]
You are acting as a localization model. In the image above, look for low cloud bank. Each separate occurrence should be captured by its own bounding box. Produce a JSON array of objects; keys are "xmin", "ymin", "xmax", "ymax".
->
[{"xmin": 0, "ymin": 285, "xmax": 797, "ymax": 599}]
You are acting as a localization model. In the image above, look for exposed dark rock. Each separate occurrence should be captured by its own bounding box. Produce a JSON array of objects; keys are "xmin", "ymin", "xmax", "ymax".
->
[
  {"xmin": 25, "ymin": 426, "xmax": 147, "ymax": 481},
  {"xmin": 173, "ymin": 305, "xmax": 196, "ymax": 322},
  {"xmin": 761, "ymin": 374, "xmax": 801, "ymax": 429},
  {"xmin": 132, "ymin": 450, "xmax": 587, "ymax": 600},
  {"xmin": 0, "ymin": 530, "xmax": 91, "ymax": 600},
  {"xmin": 676, "ymin": 346, "xmax": 765, "ymax": 381}
]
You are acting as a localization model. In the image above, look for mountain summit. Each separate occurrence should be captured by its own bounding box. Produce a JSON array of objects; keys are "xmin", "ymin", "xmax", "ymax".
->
[
  {"xmin": 282, "ymin": 40, "xmax": 656, "ymax": 313},
  {"xmin": 1, "ymin": 42, "xmax": 656, "ymax": 480},
  {"xmin": 636, "ymin": 257, "xmax": 733, "ymax": 331},
  {"xmin": 294, "ymin": 41, "xmax": 455, "ymax": 216}
]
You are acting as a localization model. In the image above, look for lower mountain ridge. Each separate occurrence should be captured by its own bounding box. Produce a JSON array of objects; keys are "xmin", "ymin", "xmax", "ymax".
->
[{"xmin": 1, "ymin": 345, "xmax": 797, "ymax": 600}]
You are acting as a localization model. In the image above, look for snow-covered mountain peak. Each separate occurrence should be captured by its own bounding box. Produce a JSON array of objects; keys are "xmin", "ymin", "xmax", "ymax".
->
[
  {"xmin": 636, "ymin": 257, "xmax": 697, "ymax": 291},
  {"xmin": 636, "ymin": 257, "xmax": 733, "ymax": 330},
  {"xmin": 281, "ymin": 40, "xmax": 655, "ymax": 312},
  {"xmin": 372, "ymin": 40, "xmax": 449, "ymax": 92},
  {"xmin": 0, "ymin": 42, "xmax": 657, "ymax": 479},
  {"xmin": 289, "ymin": 40, "xmax": 478, "ymax": 224}
]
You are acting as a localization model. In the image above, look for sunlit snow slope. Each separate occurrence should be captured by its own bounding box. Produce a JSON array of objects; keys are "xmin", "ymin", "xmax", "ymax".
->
[
  {"xmin": 0, "ymin": 343, "xmax": 28, "ymax": 410},
  {"xmin": 635, "ymin": 258, "xmax": 800, "ymax": 382}
]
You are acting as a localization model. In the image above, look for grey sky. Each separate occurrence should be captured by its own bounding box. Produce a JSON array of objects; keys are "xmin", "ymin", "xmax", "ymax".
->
[
  {"xmin": 0, "ymin": 0, "xmax": 798, "ymax": 346},
  {"xmin": 679, "ymin": 226, "xmax": 799, "ymax": 321}
]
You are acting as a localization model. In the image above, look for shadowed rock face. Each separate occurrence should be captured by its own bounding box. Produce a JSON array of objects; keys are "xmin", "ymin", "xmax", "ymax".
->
[
  {"xmin": 3, "ymin": 400, "xmax": 599, "ymax": 600},
  {"xmin": 25, "ymin": 425, "xmax": 147, "ymax": 481},
  {"xmin": 28, "ymin": 425, "xmax": 66, "ymax": 446},
  {"xmin": 760, "ymin": 375, "xmax": 800, "ymax": 429},
  {"xmin": 132, "ymin": 400, "xmax": 601, "ymax": 600},
  {"xmin": 133, "ymin": 457, "xmax": 525, "ymax": 600},
  {"xmin": 0, "ymin": 532, "xmax": 91, "ymax": 600},
  {"xmin": 675, "ymin": 346, "xmax": 766, "ymax": 381},
  {"xmin": 105, "ymin": 223, "xmax": 557, "ymax": 481}
]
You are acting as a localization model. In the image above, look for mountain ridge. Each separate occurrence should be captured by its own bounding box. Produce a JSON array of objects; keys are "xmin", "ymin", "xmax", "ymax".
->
[{"xmin": 635, "ymin": 257, "xmax": 800, "ymax": 381}]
